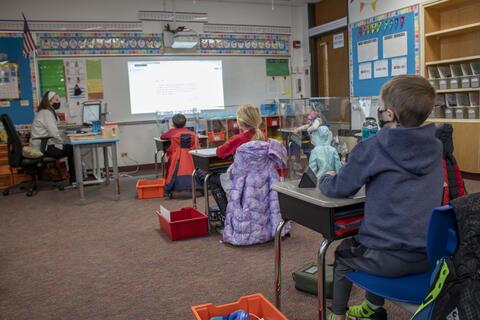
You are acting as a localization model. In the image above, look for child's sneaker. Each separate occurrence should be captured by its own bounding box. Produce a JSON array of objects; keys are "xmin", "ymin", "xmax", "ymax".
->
[{"xmin": 346, "ymin": 300, "xmax": 387, "ymax": 320}]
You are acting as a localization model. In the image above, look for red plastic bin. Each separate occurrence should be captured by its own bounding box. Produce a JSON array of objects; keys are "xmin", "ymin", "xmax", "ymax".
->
[
  {"xmin": 191, "ymin": 293, "xmax": 288, "ymax": 320},
  {"xmin": 156, "ymin": 207, "xmax": 208, "ymax": 241},
  {"xmin": 136, "ymin": 178, "xmax": 165, "ymax": 199}
]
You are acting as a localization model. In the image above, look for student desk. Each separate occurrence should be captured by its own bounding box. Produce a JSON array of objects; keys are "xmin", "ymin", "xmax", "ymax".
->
[
  {"xmin": 68, "ymin": 134, "xmax": 120, "ymax": 201},
  {"xmin": 189, "ymin": 148, "xmax": 233, "ymax": 228},
  {"xmin": 154, "ymin": 138, "xmax": 170, "ymax": 177},
  {"xmin": 272, "ymin": 180, "xmax": 365, "ymax": 320}
]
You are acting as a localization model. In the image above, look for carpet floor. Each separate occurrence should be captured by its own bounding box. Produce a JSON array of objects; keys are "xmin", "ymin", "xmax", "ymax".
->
[{"xmin": 1, "ymin": 176, "xmax": 478, "ymax": 320}]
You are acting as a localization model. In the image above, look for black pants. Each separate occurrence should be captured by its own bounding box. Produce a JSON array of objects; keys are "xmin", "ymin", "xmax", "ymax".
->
[{"xmin": 44, "ymin": 144, "xmax": 76, "ymax": 183}]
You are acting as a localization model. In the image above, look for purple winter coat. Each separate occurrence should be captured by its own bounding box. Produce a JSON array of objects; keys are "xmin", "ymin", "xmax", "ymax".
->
[{"xmin": 223, "ymin": 139, "xmax": 290, "ymax": 246}]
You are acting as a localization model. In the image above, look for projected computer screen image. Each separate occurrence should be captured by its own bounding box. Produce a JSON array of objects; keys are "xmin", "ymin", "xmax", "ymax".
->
[
  {"xmin": 128, "ymin": 60, "xmax": 225, "ymax": 114},
  {"xmin": 83, "ymin": 103, "xmax": 101, "ymax": 124}
]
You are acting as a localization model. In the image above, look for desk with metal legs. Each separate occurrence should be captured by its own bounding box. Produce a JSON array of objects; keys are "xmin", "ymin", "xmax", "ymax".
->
[
  {"xmin": 154, "ymin": 138, "xmax": 170, "ymax": 178},
  {"xmin": 272, "ymin": 180, "xmax": 365, "ymax": 320},
  {"xmin": 189, "ymin": 148, "xmax": 233, "ymax": 230},
  {"xmin": 69, "ymin": 134, "xmax": 120, "ymax": 201}
]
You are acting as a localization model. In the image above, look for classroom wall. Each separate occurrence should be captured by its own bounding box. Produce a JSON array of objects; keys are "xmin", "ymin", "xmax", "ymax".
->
[{"xmin": 2, "ymin": 0, "xmax": 310, "ymax": 166}]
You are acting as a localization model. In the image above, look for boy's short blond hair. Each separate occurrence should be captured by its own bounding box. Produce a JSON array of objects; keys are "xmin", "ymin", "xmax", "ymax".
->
[{"xmin": 380, "ymin": 75, "xmax": 435, "ymax": 127}]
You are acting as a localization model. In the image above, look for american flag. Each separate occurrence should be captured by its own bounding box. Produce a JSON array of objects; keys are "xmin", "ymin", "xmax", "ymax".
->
[{"xmin": 22, "ymin": 14, "xmax": 37, "ymax": 58}]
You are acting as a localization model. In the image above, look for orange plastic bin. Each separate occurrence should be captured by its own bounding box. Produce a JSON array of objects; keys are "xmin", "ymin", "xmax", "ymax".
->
[
  {"xmin": 191, "ymin": 293, "xmax": 288, "ymax": 320},
  {"xmin": 136, "ymin": 178, "xmax": 165, "ymax": 199}
]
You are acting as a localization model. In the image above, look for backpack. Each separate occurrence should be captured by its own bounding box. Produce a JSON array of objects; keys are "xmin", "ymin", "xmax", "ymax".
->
[
  {"xmin": 411, "ymin": 193, "xmax": 480, "ymax": 320},
  {"xmin": 435, "ymin": 124, "xmax": 467, "ymax": 205}
]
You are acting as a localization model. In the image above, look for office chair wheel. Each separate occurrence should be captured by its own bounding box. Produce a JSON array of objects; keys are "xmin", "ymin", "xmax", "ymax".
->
[
  {"xmin": 2, "ymin": 189, "xmax": 9, "ymax": 196},
  {"xmin": 168, "ymin": 193, "xmax": 173, "ymax": 199},
  {"xmin": 26, "ymin": 191, "xmax": 33, "ymax": 197},
  {"xmin": 58, "ymin": 186, "xmax": 65, "ymax": 191}
]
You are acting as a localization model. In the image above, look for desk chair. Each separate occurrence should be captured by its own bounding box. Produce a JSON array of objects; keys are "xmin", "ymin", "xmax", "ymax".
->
[
  {"xmin": 1, "ymin": 114, "xmax": 57, "ymax": 197},
  {"xmin": 345, "ymin": 205, "xmax": 458, "ymax": 306}
]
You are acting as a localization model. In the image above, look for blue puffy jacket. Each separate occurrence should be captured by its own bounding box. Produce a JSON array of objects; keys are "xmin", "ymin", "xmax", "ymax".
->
[{"xmin": 308, "ymin": 126, "xmax": 342, "ymax": 177}]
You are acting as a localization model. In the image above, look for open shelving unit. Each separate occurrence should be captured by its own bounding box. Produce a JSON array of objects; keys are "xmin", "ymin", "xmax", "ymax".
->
[{"xmin": 422, "ymin": 0, "xmax": 480, "ymax": 173}]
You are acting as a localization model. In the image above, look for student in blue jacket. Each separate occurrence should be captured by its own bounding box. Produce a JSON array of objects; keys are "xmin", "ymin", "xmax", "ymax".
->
[
  {"xmin": 308, "ymin": 125, "xmax": 342, "ymax": 177},
  {"xmin": 320, "ymin": 75, "xmax": 443, "ymax": 320}
]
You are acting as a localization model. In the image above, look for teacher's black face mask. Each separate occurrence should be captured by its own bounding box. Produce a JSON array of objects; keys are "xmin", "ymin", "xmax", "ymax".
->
[{"xmin": 51, "ymin": 102, "xmax": 61, "ymax": 110}]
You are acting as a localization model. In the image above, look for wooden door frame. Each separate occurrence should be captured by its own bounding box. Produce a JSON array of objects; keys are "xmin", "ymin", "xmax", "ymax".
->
[
  {"xmin": 308, "ymin": 2, "xmax": 349, "ymax": 97},
  {"xmin": 318, "ymin": 41, "xmax": 329, "ymax": 96}
]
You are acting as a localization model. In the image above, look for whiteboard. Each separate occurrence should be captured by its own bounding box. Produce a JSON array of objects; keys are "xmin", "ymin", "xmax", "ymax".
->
[{"xmin": 99, "ymin": 55, "xmax": 291, "ymax": 123}]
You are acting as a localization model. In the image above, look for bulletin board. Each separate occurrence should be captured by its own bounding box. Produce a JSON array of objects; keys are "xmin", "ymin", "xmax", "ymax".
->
[
  {"xmin": 0, "ymin": 33, "xmax": 36, "ymax": 125},
  {"xmin": 349, "ymin": 5, "xmax": 420, "ymax": 96}
]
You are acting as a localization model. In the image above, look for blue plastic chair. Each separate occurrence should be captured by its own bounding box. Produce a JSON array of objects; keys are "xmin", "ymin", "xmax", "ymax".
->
[{"xmin": 345, "ymin": 205, "xmax": 458, "ymax": 305}]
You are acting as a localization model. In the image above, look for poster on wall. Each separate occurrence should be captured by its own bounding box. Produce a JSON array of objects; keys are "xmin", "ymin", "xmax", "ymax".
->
[
  {"xmin": 0, "ymin": 62, "xmax": 20, "ymax": 100},
  {"xmin": 383, "ymin": 31, "xmax": 408, "ymax": 58},
  {"xmin": 357, "ymin": 39, "xmax": 378, "ymax": 63},
  {"xmin": 359, "ymin": 62, "xmax": 372, "ymax": 80},
  {"xmin": 86, "ymin": 60, "xmax": 103, "ymax": 100},
  {"xmin": 64, "ymin": 59, "xmax": 87, "ymax": 120},
  {"xmin": 38, "ymin": 60, "xmax": 66, "ymax": 97},
  {"xmin": 373, "ymin": 59, "xmax": 388, "ymax": 78},
  {"xmin": 0, "ymin": 34, "xmax": 36, "ymax": 125},
  {"xmin": 349, "ymin": 5, "xmax": 419, "ymax": 96},
  {"xmin": 333, "ymin": 33, "xmax": 345, "ymax": 49},
  {"xmin": 391, "ymin": 57, "xmax": 407, "ymax": 76}
]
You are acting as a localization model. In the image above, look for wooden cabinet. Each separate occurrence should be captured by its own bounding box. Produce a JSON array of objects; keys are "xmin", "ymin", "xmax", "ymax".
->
[{"xmin": 0, "ymin": 143, "xmax": 32, "ymax": 190}]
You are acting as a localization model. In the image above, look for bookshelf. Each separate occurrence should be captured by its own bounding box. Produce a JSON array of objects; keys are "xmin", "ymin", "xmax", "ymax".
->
[{"xmin": 422, "ymin": 0, "xmax": 480, "ymax": 173}]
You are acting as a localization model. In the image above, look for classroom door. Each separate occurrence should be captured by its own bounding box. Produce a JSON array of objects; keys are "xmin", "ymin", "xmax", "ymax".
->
[{"xmin": 315, "ymin": 28, "xmax": 349, "ymax": 97}]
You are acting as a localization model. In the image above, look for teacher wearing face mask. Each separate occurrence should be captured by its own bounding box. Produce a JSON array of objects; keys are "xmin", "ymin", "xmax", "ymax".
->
[{"xmin": 31, "ymin": 91, "xmax": 76, "ymax": 184}]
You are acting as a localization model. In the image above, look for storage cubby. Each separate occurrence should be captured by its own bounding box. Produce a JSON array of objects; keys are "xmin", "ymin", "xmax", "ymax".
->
[{"xmin": 423, "ymin": 0, "xmax": 480, "ymax": 173}]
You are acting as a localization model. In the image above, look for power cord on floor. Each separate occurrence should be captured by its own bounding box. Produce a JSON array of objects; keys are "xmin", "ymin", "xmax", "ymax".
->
[{"xmin": 117, "ymin": 151, "xmax": 140, "ymax": 178}]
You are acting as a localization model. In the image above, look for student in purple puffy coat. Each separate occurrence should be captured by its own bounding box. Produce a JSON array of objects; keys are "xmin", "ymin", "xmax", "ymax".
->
[{"xmin": 222, "ymin": 138, "xmax": 290, "ymax": 246}]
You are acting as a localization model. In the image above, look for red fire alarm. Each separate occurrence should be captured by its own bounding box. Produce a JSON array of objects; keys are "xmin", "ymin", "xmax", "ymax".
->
[{"xmin": 293, "ymin": 40, "xmax": 301, "ymax": 48}]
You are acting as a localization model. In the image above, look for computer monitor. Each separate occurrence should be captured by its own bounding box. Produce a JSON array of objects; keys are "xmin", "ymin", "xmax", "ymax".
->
[{"xmin": 82, "ymin": 102, "xmax": 101, "ymax": 125}]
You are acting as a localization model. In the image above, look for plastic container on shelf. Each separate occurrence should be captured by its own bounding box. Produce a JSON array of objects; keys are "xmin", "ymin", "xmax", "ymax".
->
[
  {"xmin": 439, "ymin": 79, "xmax": 449, "ymax": 90},
  {"xmin": 471, "ymin": 76, "xmax": 480, "ymax": 88},
  {"xmin": 260, "ymin": 103, "xmax": 278, "ymax": 116},
  {"xmin": 460, "ymin": 76, "xmax": 471, "ymax": 88},
  {"xmin": 267, "ymin": 116, "xmax": 280, "ymax": 127},
  {"xmin": 467, "ymin": 106, "xmax": 479, "ymax": 119},
  {"xmin": 136, "ymin": 178, "xmax": 165, "ymax": 199},
  {"xmin": 455, "ymin": 107, "xmax": 467, "ymax": 119},
  {"xmin": 191, "ymin": 293, "xmax": 288, "ymax": 320},
  {"xmin": 449, "ymin": 77, "xmax": 459, "ymax": 89},
  {"xmin": 156, "ymin": 207, "xmax": 208, "ymax": 241},
  {"xmin": 445, "ymin": 107, "xmax": 454, "ymax": 119},
  {"xmin": 207, "ymin": 131, "xmax": 226, "ymax": 142}
]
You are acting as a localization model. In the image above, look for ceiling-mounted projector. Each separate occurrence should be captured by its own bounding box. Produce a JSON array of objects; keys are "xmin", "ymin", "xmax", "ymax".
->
[{"xmin": 164, "ymin": 30, "xmax": 199, "ymax": 49}]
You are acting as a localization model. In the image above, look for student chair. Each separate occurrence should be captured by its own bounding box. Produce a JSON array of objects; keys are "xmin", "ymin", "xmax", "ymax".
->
[
  {"xmin": 345, "ymin": 205, "xmax": 458, "ymax": 305},
  {"xmin": 1, "ymin": 114, "xmax": 56, "ymax": 196}
]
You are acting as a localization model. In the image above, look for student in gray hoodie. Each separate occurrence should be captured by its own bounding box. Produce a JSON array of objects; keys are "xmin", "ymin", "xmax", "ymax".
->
[{"xmin": 320, "ymin": 75, "xmax": 443, "ymax": 320}]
